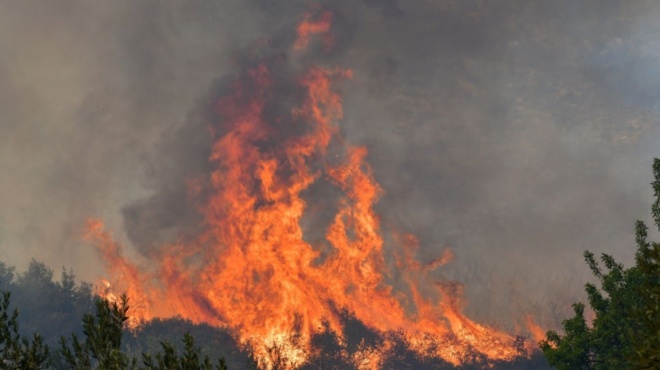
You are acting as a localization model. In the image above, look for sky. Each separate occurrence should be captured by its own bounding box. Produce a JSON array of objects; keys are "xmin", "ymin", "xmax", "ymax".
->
[{"xmin": 1, "ymin": 0, "xmax": 659, "ymax": 329}]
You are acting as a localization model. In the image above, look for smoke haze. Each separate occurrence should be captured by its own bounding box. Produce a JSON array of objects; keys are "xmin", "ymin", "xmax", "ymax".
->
[{"xmin": 1, "ymin": 0, "xmax": 659, "ymax": 329}]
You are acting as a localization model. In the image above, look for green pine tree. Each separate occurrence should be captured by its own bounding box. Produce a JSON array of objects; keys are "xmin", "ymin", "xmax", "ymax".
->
[
  {"xmin": 142, "ymin": 332, "xmax": 228, "ymax": 370},
  {"xmin": 0, "ymin": 291, "xmax": 50, "ymax": 369},
  {"xmin": 59, "ymin": 294, "xmax": 138, "ymax": 370}
]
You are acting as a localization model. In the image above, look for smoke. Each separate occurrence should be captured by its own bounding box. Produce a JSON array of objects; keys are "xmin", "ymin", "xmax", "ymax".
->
[{"xmin": 1, "ymin": 0, "xmax": 659, "ymax": 329}]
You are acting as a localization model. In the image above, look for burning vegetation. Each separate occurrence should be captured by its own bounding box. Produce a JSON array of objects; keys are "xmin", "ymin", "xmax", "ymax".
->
[{"xmin": 86, "ymin": 10, "xmax": 540, "ymax": 369}]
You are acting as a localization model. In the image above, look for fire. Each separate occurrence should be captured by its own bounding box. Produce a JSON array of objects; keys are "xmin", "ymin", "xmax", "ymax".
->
[
  {"xmin": 85, "ymin": 219, "xmax": 151, "ymax": 328},
  {"xmin": 524, "ymin": 315, "xmax": 546, "ymax": 344},
  {"xmin": 87, "ymin": 9, "xmax": 539, "ymax": 368},
  {"xmin": 294, "ymin": 11, "xmax": 334, "ymax": 51}
]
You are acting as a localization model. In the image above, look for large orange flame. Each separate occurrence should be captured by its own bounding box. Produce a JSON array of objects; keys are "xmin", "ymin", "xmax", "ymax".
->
[{"xmin": 86, "ymin": 11, "xmax": 538, "ymax": 368}]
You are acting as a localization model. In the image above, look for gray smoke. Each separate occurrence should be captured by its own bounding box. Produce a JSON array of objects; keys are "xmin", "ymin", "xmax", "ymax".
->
[{"xmin": 1, "ymin": 0, "xmax": 659, "ymax": 330}]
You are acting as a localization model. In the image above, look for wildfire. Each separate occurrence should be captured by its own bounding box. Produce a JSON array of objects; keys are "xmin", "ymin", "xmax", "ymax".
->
[
  {"xmin": 85, "ymin": 219, "xmax": 151, "ymax": 328},
  {"xmin": 87, "ymin": 10, "xmax": 539, "ymax": 369},
  {"xmin": 294, "ymin": 11, "xmax": 334, "ymax": 51},
  {"xmin": 524, "ymin": 315, "xmax": 546, "ymax": 344}
]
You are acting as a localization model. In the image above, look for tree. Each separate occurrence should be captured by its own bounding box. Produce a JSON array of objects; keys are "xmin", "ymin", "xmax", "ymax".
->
[
  {"xmin": 540, "ymin": 158, "xmax": 660, "ymax": 370},
  {"xmin": 12, "ymin": 260, "xmax": 95, "ymax": 347},
  {"xmin": 59, "ymin": 294, "xmax": 138, "ymax": 370},
  {"xmin": 629, "ymin": 159, "xmax": 660, "ymax": 369},
  {"xmin": 0, "ymin": 292, "xmax": 50, "ymax": 369},
  {"xmin": 142, "ymin": 332, "xmax": 228, "ymax": 370},
  {"xmin": 60, "ymin": 294, "xmax": 231, "ymax": 370},
  {"xmin": 540, "ymin": 240, "xmax": 647, "ymax": 369}
]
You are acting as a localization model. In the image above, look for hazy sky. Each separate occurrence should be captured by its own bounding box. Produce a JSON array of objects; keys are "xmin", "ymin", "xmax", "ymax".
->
[{"xmin": 1, "ymin": 0, "xmax": 659, "ymax": 328}]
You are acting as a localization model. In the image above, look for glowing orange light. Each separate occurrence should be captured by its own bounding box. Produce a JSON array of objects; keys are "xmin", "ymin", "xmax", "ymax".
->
[
  {"xmin": 88, "ymin": 10, "xmax": 539, "ymax": 368},
  {"xmin": 294, "ymin": 11, "xmax": 334, "ymax": 51}
]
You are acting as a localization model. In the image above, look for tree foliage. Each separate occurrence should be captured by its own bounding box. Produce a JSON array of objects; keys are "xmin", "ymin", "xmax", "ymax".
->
[
  {"xmin": 142, "ymin": 332, "xmax": 228, "ymax": 370},
  {"xmin": 0, "ymin": 292, "xmax": 50, "ymax": 369},
  {"xmin": 59, "ymin": 294, "xmax": 137, "ymax": 369},
  {"xmin": 540, "ymin": 158, "xmax": 660, "ymax": 370},
  {"xmin": 58, "ymin": 295, "xmax": 230, "ymax": 370},
  {"xmin": 629, "ymin": 159, "xmax": 660, "ymax": 369},
  {"xmin": 10, "ymin": 260, "xmax": 95, "ymax": 347}
]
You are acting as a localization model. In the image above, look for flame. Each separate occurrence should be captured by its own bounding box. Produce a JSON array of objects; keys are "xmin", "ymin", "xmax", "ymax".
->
[
  {"xmin": 86, "ymin": 219, "xmax": 151, "ymax": 327},
  {"xmin": 524, "ymin": 315, "xmax": 546, "ymax": 343},
  {"xmin": 88, "ymin": 10, "xmax": 537, "ymax": 368},
  {"xmin": 294, "ymin": 11, "xmax": 334, "ymax": 51}
]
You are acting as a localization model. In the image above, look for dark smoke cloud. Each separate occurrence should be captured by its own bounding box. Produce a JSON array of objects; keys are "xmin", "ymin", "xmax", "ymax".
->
[{"xmin": 1, "ymin": 0, "xmax": 659, "ymax": 329}]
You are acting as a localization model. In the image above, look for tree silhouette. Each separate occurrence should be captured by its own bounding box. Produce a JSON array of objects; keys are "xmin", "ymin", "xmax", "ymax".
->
[
  {"xmin": 541, "ymin": 158, "xmax": 660, "ymax": 370},
  {"xmin": 59, "ymin": 294, "xmax": 137, "ymax": 369},
  {"xmin": 0, "ymin": 292, "xmax": 50, "ymax": 369},
  {"xmin": 629, "ymin": 159, "xmax": 660, "ymax": 369},
  {"xmin": 142, "ymin": 332, "xmax": 228, "ymax": 370}
]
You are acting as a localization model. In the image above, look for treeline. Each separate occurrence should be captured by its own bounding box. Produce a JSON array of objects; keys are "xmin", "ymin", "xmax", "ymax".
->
[
  {"xmin": 0, "ymin": 261, "xmax": 249, "ymax": 369},
  {"xmin": 0, "ymin": 259, "xmax": 551, "ymax": 369},
  {"xmin": 0, "ymin": 290, "xmax": 233, "ymax": 369}
]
